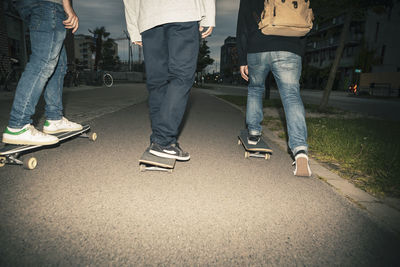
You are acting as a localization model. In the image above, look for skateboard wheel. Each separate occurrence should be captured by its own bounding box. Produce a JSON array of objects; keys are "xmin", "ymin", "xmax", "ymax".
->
[
  {"xmin": 265, "ymin": 154, "xmax": 271, "ymax": 160},
  {"xmin": 23, "ymin": 157, "xmax": 37, "ymax": 170},
  {"xmin": 0, "ymin": 156, "xmax": 5, "ymax": 168},
  {"xmin": 139, "ymin": 164, "xmax": 146, "ymax": 172},
  {"xmin": 238, "ymin": 139, "xmax": 242, "ymax": 145},
  {"xmin": 245, "ymin": 151, "xmax": 250, "ymax": 158},
  {"xmin": 89, "ymin": 132, "xmax": 97, "ymax": 141}
]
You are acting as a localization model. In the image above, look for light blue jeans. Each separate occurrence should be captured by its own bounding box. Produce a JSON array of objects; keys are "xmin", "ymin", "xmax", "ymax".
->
[
  {"xmin": 8, "ymin": 0, "xmax": 67, "ymax": 128},
  {"xmin": 247, "ymin": 51, "xmax": 308, "ymax": 155}
]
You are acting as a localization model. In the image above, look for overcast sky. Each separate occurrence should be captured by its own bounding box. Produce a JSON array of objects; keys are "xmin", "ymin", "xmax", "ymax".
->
[{"xmin": 74, "ymin": 0, "xmax": 240, "ymax": 70}]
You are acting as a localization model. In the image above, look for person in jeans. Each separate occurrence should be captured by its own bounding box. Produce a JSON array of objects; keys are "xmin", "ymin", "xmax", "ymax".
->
[
  {"xmin": 2, "ymin": 0, "xmax": 82, "ymax": 146},
  {"xmin": 123, "ymin": 0, "xmax": 215, "ymax": 160},
  {"xmin": 236, "ymin": 0, "xmax": 312, "ymax": 176}
]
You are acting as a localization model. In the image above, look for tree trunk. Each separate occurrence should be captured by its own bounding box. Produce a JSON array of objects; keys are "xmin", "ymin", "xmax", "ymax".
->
[
  {"xmin": 319, "ymin": 10, "xmax": 352, "ymax": 110},
  {"xmin": 94, "ymin": 37, "xmax": 102, "ymax": 71}
]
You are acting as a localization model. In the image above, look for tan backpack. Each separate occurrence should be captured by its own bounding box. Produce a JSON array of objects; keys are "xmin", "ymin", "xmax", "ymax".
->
[{"xmin": 258, "ymin": 0, "xmax": 314, "ymax": 37}]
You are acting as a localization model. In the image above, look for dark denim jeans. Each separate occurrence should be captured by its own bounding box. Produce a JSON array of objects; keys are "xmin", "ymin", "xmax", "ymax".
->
[
  {"xmin": 142, "ymin": 21, "xmax": 199, "ymax": 146},
  {"xmin": 8, "ymin": 0, "xmax": 67, "ymax": 128},
  {"xmin": 247, "ymin": 51, "xmax": 308, "ymax": 155}
]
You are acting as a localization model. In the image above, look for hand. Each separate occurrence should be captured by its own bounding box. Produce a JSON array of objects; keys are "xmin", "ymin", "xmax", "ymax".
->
[
  {"xmin": 62, "ymin": 0, "xmax": 79, "ymax": 33},
  {"xmin": 133, "ymin": 41, "xmax": 142, "ymax": 47},
  {"xmin": 199, "ymin": 26, "xmax": 213, "ymax": 39},
  {"xmin": 240, "ymin": 65, "xmax": 249, "ymax": 81}
]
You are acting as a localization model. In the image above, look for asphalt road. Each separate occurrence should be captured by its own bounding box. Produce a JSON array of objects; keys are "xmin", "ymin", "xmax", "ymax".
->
[
  {"xmin": 201, "ymin": 84, "xmax": 400, "ymax": 121},
  {"xmin": 0, "ymin": 84, "xmax": 399, "ymax": 265}
]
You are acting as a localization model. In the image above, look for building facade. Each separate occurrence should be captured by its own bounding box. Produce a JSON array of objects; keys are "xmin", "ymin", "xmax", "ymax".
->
[
  {"xmin": 0, "ymin": 0, "xmax": 27, "ymax": 73},
  {"xmin": 303, "ymin": 3, "xmax": 400, "ymax": 91},
  {"xmin": 220, "ymin": 36, "xmax": 240, "ymax": 84},
  {"xmin": 74, "ymin": 34, "xmax": 118, "ymax": 71},
  {"xmin": 74, "ymin": 34, "xmax": 96, "ymax": 70}
]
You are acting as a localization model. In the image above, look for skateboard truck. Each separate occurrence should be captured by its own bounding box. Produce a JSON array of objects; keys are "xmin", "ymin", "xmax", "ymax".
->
[
  {"xmin": 139, "ymin": 148, "xmax": 176, "ymax": 173},
  {"xmin": 0, "ymin": 125, "xmax": 96, "ymax": 170},
  {"xmin": 238, "ymin": 129, "xmax": 273, "ymax": 160},
  {"xmin": 139, "ymin": 164, "xmax": 174, "ymax": 173},
  {"xmin": 0, "ymin": 153, "xmax": 37, "ymax": 170}
]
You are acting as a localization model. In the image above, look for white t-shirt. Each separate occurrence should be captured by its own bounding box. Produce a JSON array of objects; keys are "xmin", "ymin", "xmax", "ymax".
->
[{"xmin": 123, "ymin": 0, "xmax": 216, "ymax": 42}]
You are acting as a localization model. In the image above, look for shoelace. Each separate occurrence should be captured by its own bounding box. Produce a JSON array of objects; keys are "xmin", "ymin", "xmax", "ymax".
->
[
  {"xmin": 28, "ymin": 125, "xmax": 47, "ymax": 137},
  {"xmin": 55, "ymin": 117, "xmax": 73, "ymax": 127}
]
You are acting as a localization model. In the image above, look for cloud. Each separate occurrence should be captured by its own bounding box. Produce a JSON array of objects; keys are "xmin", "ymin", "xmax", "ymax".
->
[
  {"xmin": 210, "ymin": 0, "xmax": 240, "ymax": 65},
  {"xmin": 74, "ymin": 0, "xmax": 127, "ymax": 39},
  {"xmin": 217, "ymin": 0, "xmax": 240, "ymax": 15}
]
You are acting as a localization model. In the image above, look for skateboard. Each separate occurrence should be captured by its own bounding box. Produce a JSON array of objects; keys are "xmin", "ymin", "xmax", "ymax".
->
[
  {"xmin": 0, "ymin": 125, "xmax": 97, "ymax": 170},
  {"xmin": 139, "ymin": 148, "xmax": 176, "ymax": 173},
  {"xmin": 238, "ymin": 129, "xmax": 273, "ymax": 160}
]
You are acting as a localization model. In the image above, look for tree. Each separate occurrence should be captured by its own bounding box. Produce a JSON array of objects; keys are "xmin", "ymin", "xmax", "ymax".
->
[
  {"xmin": 88, "ymin": 26, "xmax": 110, "ymax": 71},
  {"xmin": 311, "ymin": 0, "xmax": 395, "ymax": 110},
  {"xmin": 102, "ymin": 38, "xmax": 120, "ymax": 71},
  {"xmin": 197, "ymin": 40, "xmax": 214, "ymax": 74}
]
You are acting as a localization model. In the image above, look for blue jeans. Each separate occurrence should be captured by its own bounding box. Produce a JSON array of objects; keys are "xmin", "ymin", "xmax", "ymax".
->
[
  {"xmin": 8, "ymin": 0, "xmax": 67, "ymax": 128},
  {"xmin": 142, "ymin": 22, "xmax": 199, "ymax": 146},
  {"xmin": 247, "ymin": 51, "xmax": 308, "ymax": 155}
]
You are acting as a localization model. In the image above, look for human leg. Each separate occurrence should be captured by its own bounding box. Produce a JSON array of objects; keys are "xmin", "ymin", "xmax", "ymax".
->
[
  {"xmin": 160, "ymin": 21, "xmax": 199, "ymax": 145},
  {"xmin": 44, "ymin": 45, "xmax": 67, "ymax": 121},
  {"xmin": 3, "ymin": 1, "xmax": 66, "ymax": 145},
  {"xmin": 42, "ymin": 45, "xmax": 82, "ymax": 134},
  {"xmin": 142, "ymin": 22, "xmax": 199, "ymax": 160},
  {"xmin": 246, "ymin": 52, "xmax": 270, "ymax": 141},
  {"xmin": 141, "ymin": 25, "xmax": 170, "ymax": 146},
  {"xmin": 270, "ymin": 51, "xmax": 311, "ymax": 176},
  {"xmin": 8, "ymin": 1, "xmax": 66, "ymax": 129},
  {"xmin": 270, "ymin": 51, "xmax": 308, "ymax": 155}
]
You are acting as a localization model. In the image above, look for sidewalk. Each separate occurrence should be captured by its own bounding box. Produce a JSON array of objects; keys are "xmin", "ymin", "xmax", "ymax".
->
[
  {"xmin": 0, "ymin": 83, "xmax": 148, "ymax": 128},
  {"xmin": 0, "ymin": 84, "xmax": 399, "ymax": 265},
  {"xmin": 1, "ymin": 83, "xmax": 399, "ymax": 234},
  {"xmin": 215, "ymin": 93, "xmax": 400, "ymax": 235}
]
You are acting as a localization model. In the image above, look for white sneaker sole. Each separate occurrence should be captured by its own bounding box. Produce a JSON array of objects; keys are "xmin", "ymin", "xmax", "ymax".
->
[
  {"xmin": 149, "ymin": 149, "xmax": 190, "ymax": 161},
  {"xmin": 294, "ymin": 157, "xmax": 312, "ymax": 177},
  {"xmin": 248, "ymin": 140, "xmax": 259, "ymax": 145},
  {"xmin": 43, "ymin": 126, "xmax": 83, "ymax": 134},
  {"xmin": 2, "ymin": 136, "xmax": 59, "ymax": 146}
]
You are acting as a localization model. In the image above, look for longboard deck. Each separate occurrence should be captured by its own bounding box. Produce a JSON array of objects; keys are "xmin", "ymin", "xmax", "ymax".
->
[
  {"xmin": 0, "ymin": 125, "xmax": 96, "ymax": 169},
  {"xmin": 238, "ymin": 129, "xmax": 273, "ymax": 159},
  {"xmin": 139, "ymin": 148, "xmax": 176, "ymax": 172},
  {"xmin": 0, "ymin": 125, "xmax": 92, "ymax": 156}
]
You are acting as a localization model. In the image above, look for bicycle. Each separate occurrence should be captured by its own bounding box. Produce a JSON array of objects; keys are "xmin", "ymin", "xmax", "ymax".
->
[
  {"xmin": 102, "ymin": 72, "xmax": 113, "ymax": 87},
  {"xmin": 64, "ymin": 69, "xmax": 80, "ymax": 87},
  {"xmin": 89, "ymin": 70, "xmax": 113, "ymax": 87},
  {"xmin": 0, "ymin": 55, "xmax": 22, "ymax": 92}
]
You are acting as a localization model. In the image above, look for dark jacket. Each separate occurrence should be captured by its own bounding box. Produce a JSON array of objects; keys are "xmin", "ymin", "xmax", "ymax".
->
[{"xmin": 236, "ymin": 0, "xmax": 304, "ymax": 66}]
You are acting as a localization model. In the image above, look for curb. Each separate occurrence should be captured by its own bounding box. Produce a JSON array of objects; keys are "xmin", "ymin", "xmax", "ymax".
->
[{"xmin": 211, "ymin": 93, "xmax": 400, "ymax": 235}]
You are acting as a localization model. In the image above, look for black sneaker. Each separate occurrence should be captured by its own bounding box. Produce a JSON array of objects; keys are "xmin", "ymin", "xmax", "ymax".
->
[
  {"xmin": 247, "ymin": 134, "xmax": 261, "ymax": 145},
  {"xmin": 149, "ymin": 142, "xmax": 190, "ymax": 161}
]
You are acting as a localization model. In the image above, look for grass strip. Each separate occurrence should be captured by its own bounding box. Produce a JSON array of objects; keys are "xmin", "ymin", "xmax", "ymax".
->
[{"xmin": 217, "ymin": 95, "xmax": 400, "ymax": 197}]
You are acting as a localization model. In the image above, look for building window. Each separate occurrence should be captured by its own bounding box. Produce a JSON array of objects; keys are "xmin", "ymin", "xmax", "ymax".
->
[
  {"xmin": 313, "ymin": 52, "xmax": 318, "ymax": 62},
  {"xmin": 346, "ymin": 46, "xmax": 353, "ymax": 57},
  {"xmin": 329, "ymin": 49, "xmax": 335, "ymax": 60},
  {"xmin": 380, "ymin": 45, "xmax": 386, "ymax": 64},
  {"xmin": 375, "ymin": 22, "xmax": 380, "ymax": 42}
]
